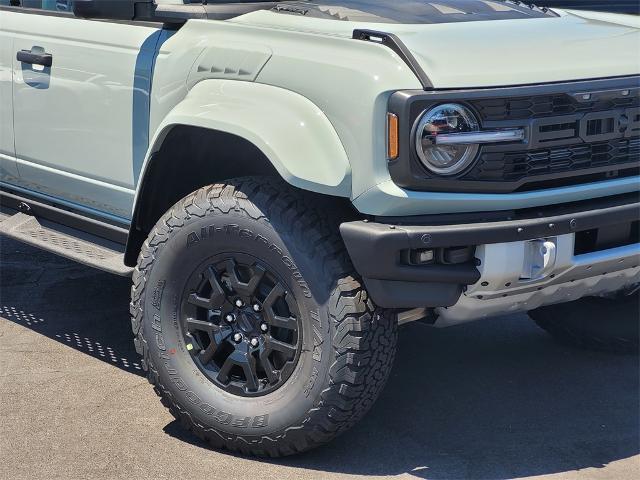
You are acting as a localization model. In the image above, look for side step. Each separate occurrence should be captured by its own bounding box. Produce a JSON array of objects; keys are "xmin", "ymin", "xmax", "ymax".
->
[{"xmin": 0, "ymin": 211, "xmax": 133, "ymax": 277}]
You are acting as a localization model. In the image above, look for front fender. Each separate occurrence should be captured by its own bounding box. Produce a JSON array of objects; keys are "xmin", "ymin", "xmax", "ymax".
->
[{"xmin": 140, "ymin": 79, "xmax": 352, "ymax": 200}]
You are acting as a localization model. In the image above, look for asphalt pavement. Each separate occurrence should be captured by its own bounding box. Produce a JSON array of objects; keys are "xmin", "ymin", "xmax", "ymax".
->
[{"xmin": 1, "ymin": 236, "xmax": 638, "ymax": 480}]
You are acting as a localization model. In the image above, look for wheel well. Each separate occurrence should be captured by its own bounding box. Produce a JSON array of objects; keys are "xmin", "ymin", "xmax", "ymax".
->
[{"xmin": 124, "ymin": 125, "xmax": 357, "ymax": 266}]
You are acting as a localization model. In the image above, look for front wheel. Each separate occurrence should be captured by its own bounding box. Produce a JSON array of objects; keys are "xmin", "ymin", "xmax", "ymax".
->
[
  {"xmin": 530, "ymin": 292, "xmax": 639, "ymax": 354},
  {"xmin": 129, "ymin": 178, "xmax": 397, "ymax": 456}
]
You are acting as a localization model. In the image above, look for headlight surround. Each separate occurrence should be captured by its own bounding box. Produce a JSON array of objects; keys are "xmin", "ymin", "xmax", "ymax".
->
[{"xmin": 414, "ymin": 103, "xmax": 480, "ymax": 175}]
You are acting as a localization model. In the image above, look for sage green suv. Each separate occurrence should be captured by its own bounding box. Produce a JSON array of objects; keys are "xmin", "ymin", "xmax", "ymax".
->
[{"xmin": 1, "ymin": 0, "xmax": 638, "ymax": 456}]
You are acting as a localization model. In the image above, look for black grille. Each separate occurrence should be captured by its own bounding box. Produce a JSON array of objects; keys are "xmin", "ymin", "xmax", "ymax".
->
[
  {"xmin": 470, "ymin": 138, "xmax": 640, "ymax": 183},
  {"xmin": 388, "ymin": 77, "xmax": 640, "ymax": 193},
  {"xmin": 470, "ymin": 94, "xmax": 640, "ymax": 121}
]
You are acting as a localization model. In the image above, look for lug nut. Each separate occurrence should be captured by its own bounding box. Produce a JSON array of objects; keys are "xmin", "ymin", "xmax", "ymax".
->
[
  {"xmin": 235, "ymin": 299, "xmax": 244, "ymax": 308},
  {"xmin": 233, "ymin": 333, "xmax": 243, "ymax": 344},
  {"xmin": 225, "ymin": 313, "xmax": 236, "ymax": 323},
  {"xmin": 252, "ymin": 303, "xmax": 261, "ymax": 312},
  {"xmin": 250, "ymin": 338, "xmax": 259, "ymax": 347},
  {"xmin": 260, "ymin": 323, "xmax": 269, "ymax": 333}
]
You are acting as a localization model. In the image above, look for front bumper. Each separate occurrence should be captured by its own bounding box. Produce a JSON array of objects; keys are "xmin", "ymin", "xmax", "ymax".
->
[
  {"xmin": 340, "ymin": 193, "xmax": 640, "ymax": 320},
  {"xmin": 436, "ymin": 240, "xmax": 639, "ymax": 326}
]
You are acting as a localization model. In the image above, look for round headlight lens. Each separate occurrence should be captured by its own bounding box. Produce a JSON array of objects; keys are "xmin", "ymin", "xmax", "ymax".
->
[{"xmin": 415, "ymin": 103, "xmax": 480, "ymax": 175}]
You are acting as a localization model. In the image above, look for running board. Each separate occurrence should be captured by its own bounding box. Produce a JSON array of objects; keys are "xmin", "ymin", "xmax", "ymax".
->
[{"xmin": 0, "ymin": 211, "xmax": 133, "ymax": 277}]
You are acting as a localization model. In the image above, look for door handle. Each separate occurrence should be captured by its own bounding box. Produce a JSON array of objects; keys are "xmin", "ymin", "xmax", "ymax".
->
[{"xmin": 17, "ymin": 50, "xmax": 53, "ymax": 68}]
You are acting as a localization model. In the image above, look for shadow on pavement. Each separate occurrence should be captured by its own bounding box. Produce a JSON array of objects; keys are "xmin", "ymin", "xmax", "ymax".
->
[
  {"xmin": 0, "ymin": 238, "xmax": 143, "ymax": 376},
  {"xmin": 2, "ymin": 238, "xmax": 638, "ymax": 479}
]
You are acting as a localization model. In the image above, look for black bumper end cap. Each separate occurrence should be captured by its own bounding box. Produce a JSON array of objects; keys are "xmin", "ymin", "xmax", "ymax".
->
[{"xmin": 363, "ymin": 279, "xmax": 462, "ymax": 309}]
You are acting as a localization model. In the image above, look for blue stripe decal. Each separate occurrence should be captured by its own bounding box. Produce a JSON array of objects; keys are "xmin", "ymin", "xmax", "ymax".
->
[{"xmin": 132, "ymin": 29, "xmax": 168, "ymax": 186}]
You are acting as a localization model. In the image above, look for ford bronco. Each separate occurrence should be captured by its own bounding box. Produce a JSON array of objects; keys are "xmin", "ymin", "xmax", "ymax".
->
[{"xmin": 0, "ymin": 0, "xmax": 638, "ymax": 457}]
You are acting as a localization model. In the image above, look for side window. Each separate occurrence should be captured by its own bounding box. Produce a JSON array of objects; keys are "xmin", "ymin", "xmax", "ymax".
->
[
  {"xmin": 43, "ymin": 0, "xmax": 74, "ymax": 11},
  {"xmin": 3, "ymin": 1, "xmax": 74, "ymax": 11}
]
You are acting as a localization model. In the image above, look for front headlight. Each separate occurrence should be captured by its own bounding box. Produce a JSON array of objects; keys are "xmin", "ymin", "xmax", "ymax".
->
[{"xmin": 414, "ymin": 103, "xmax": 480, "ymax": 175}]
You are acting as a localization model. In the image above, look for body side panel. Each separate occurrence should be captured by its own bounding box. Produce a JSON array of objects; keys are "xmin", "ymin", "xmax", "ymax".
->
[{"xmin": 5, "ymin": 10, "xmax": 161, "ymax": 219}]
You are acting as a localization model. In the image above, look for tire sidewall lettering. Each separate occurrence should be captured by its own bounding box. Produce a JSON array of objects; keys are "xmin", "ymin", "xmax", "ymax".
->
[{"xmin": 186, "ymin": 222, "xmax": 312, "ymax": 298}]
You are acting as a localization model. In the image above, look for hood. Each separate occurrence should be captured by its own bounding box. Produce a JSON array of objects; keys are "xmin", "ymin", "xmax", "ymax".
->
[
  {"xmin": 231, "ymin": 5, "xmax": 640, "ymax": 88},
  {"xmin": 396, "ymin": 9, "xmax": 640, "ymax": 88}
]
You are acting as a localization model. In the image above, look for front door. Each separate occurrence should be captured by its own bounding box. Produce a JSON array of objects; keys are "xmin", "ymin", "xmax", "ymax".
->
[{"xmin": 5, "ymin": 3, "xmax": 162, "ymax": 221}]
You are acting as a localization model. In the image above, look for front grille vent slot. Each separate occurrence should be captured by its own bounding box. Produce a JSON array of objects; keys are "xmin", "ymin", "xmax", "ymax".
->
[
  {"xmin": 470, "ymin": 138, "xmax": 640, "ymax": 183},
  {"xmin": 471, "ymin": 94, "xmax": 640, "ymax": 121}
]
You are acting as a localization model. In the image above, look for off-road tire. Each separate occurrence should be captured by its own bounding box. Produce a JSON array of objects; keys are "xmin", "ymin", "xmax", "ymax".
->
[
  {"xmin": 530, "ymin": 293, "xmax": 639, "ymax": 354},
  {"xmin": 129, "ymin": 177, "xmax": 397, "ymax": 456}
]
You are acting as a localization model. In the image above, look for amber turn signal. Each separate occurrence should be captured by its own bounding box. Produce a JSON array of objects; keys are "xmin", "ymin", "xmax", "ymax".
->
[{"xmin": 387, "ymin": 113, "xmax": 399, "ymax": 160}]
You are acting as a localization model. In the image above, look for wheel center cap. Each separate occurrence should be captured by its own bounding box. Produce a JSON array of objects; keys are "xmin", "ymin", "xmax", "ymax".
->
[{"xmin": 236, "ymin": 311, "xmax": 257, "ymax": 334}]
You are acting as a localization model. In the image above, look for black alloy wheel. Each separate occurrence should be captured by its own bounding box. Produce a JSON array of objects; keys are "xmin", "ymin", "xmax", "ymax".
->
[{"xmin": 181, "ymin": 255, "xmax": 301, "ymax": 396}]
